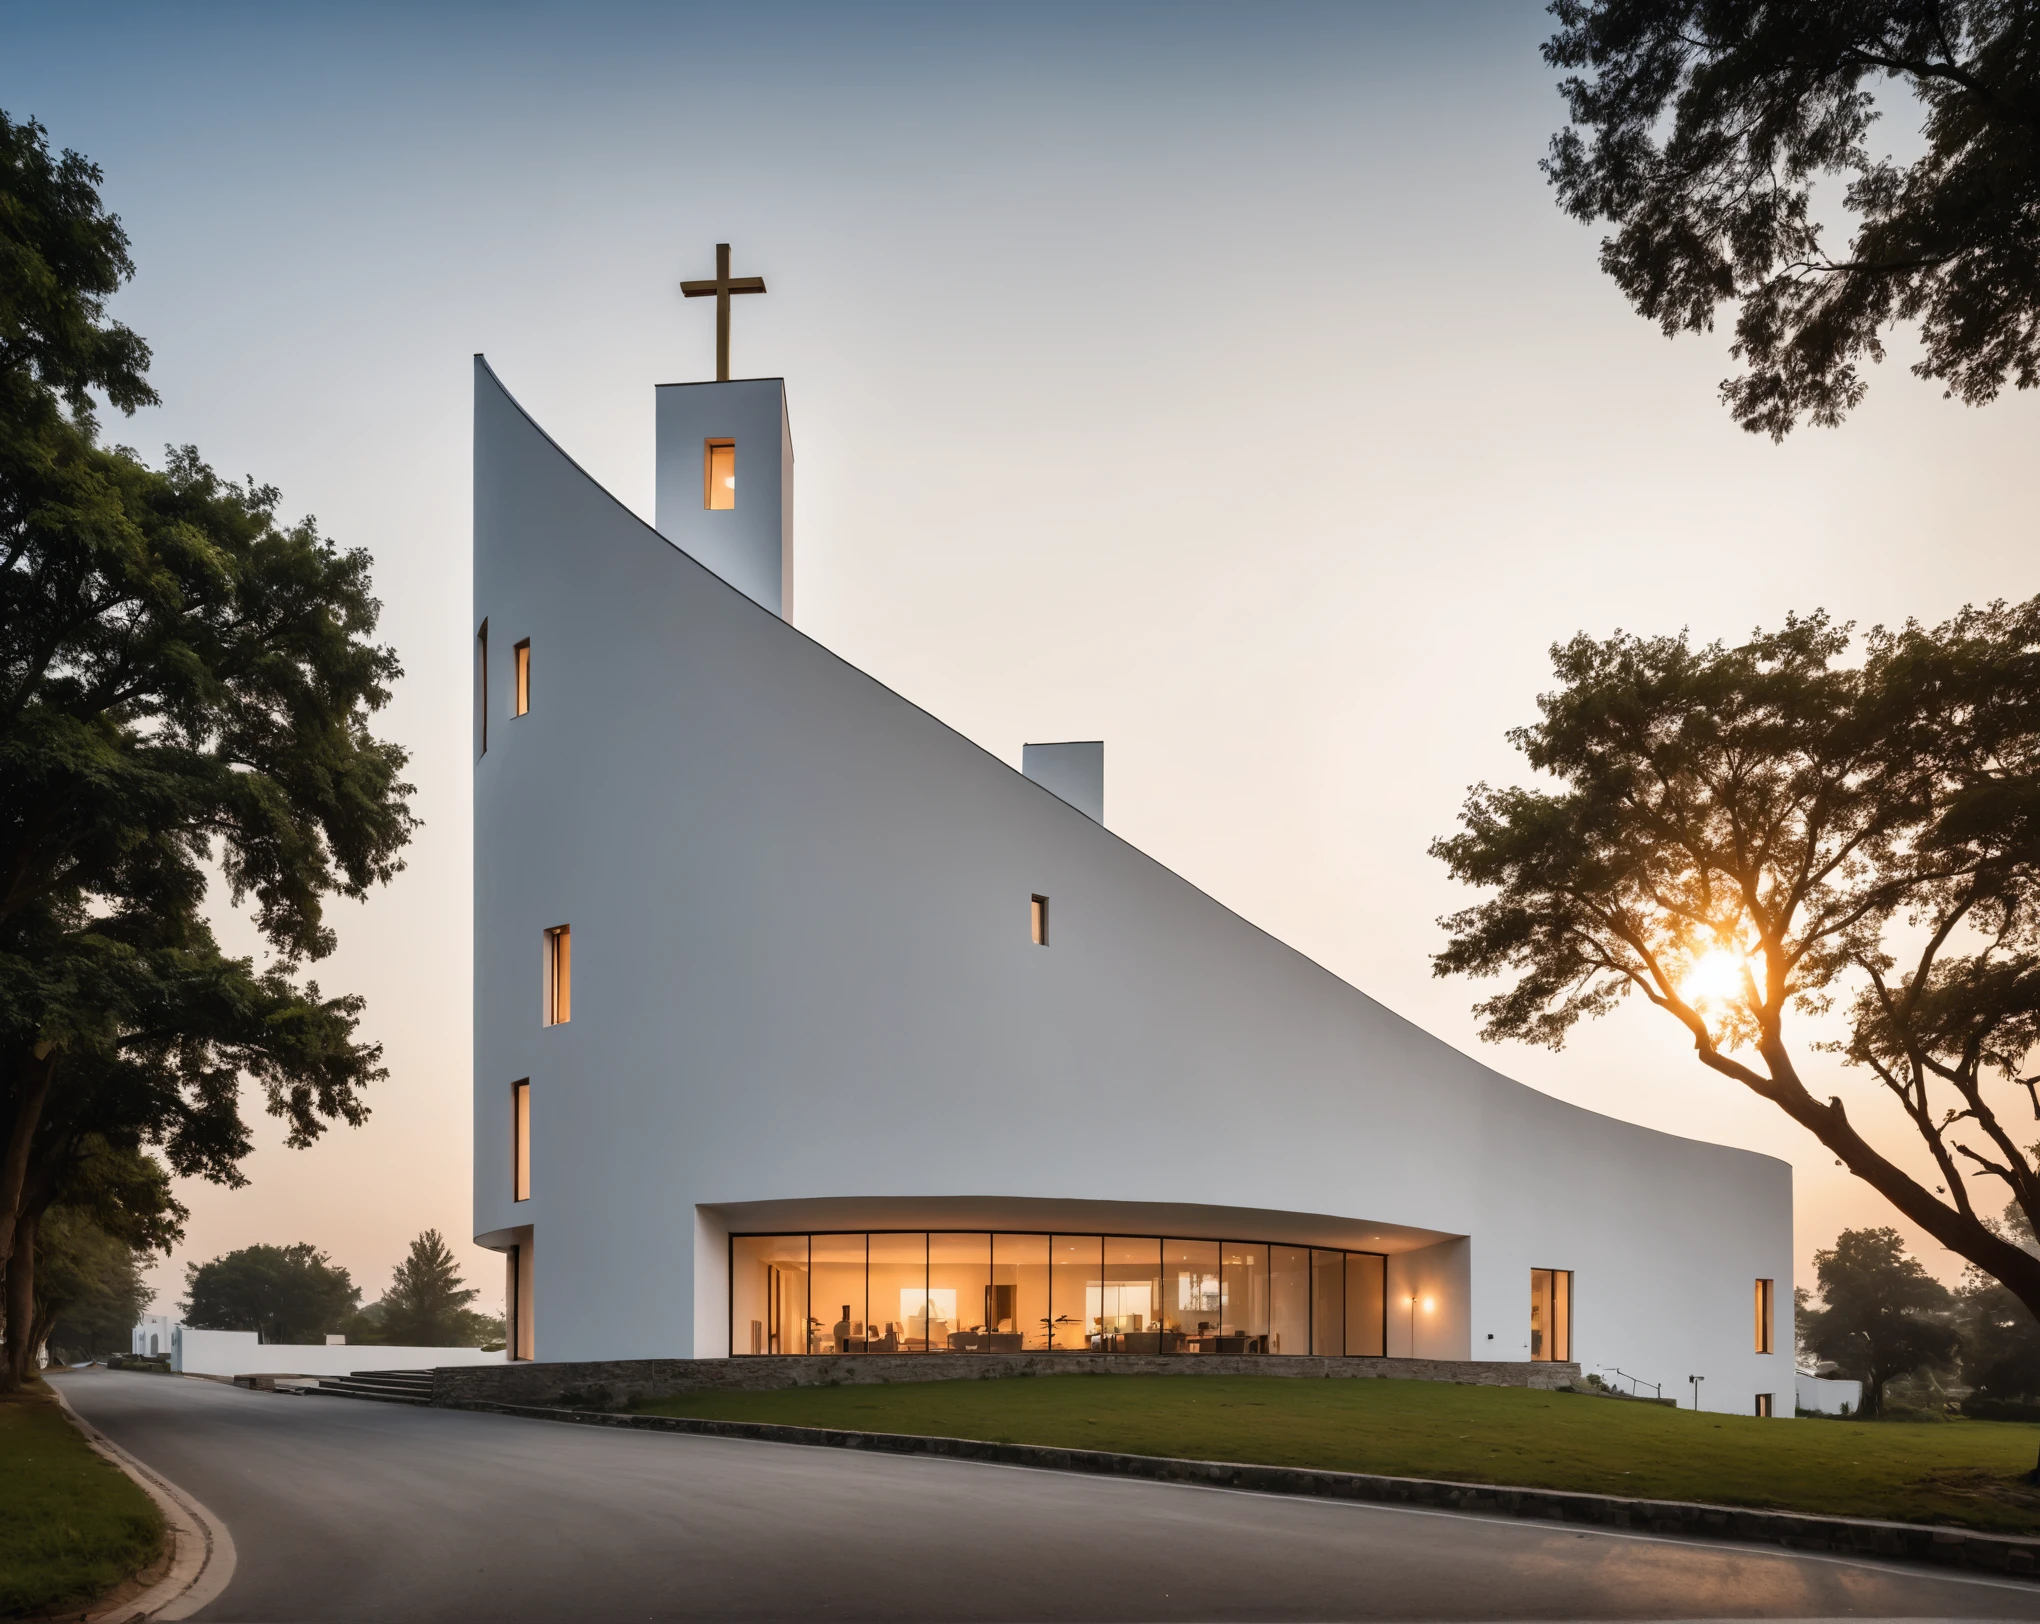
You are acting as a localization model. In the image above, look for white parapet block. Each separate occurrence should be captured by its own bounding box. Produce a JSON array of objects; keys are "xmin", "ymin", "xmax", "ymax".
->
[
  {"xmin": 165, "ymin": 1324, "xmax": 506, "ymax": 1378},
  {"xmin": 1794, "ymin": 1372, "xmax": 1862, "ymax": 1416}
]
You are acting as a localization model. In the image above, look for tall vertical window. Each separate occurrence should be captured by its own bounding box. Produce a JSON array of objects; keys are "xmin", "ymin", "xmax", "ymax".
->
[
  {"xmin": 513, "ymin": 639, "xmax": 531, "ymax": 717},
  {"xmin": 544, "ymin": 925, "xmax": 571, "ymax": 1025},
  {"xmin": 1530, "ymin": 1267, "xmax": 1572, "ymax": 1361},
  {"xmin": 1755, "ymin": 1392, "xmax": 1774, "ymax": 1418},
  {"xmin": 1754, "ymin": 1277, "xmax": 1774, "ymax": 1353},
  {"xmin": 512, "ymin": 1080, "xmax": 531, "ymax": 1201},
  {"xmin": 704, "ymin": 438, "xmax": 735, "ymax": 510},
  {"xmin": 475, "ymin": 619, "xmax": 489, "ymax": 756},
  {"xmin": 1031, "ymin": 894, "xmax": 1049, "ymax": 945}
]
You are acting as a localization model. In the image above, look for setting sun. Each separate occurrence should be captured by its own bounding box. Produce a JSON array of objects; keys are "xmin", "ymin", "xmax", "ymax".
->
[{"xmin": 1680, "ymin": 947, "xmax": 1749, "ymax": 1005}]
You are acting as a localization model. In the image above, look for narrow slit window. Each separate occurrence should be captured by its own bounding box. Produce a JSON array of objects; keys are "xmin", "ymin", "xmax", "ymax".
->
[
  {"xmin": 512, "ymin": 1080, "xmax": 531, "ymax": 1201},
  {"xmin": 1030, "ymin": 894, "xmax": 1048, "ymax": 946},
  {"xmin": 513, "ymin": 639, "xmax": 531, "ymax": 717},
  {"xmin": 476, "ymin": 619, "xmax": 489, "ymax": 756},
  {"xmin": 1754, "ymin": 1277, "xmax": 1774, "ymax": 1353},
  {"xmin": 544, "ymin": 925, "xmax": 571, "ymax": 1025},
  {"xmin": 704, "ymin": 439, "xmax": 735, "ymax": 510},
  {"xmin": 1755, "ymin": 1392, "xmax": 1773, "ymax": 1418}
]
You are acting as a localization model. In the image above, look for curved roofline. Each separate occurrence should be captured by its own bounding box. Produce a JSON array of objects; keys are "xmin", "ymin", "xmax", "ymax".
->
[{"xmin": 472, "ymin": 354, "xmax": 1788, "ymax": 1174}]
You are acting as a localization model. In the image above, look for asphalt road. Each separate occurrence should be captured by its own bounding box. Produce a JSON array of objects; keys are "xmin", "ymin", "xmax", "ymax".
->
[{"xmin": 53, "ymin": 1368, "xmax": 2040, "ymax": 1622}]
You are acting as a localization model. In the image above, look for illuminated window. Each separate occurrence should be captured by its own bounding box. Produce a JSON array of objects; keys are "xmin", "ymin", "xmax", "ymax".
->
[
  {"xmin": 513, "ymin": 639, "xmax": 530, "ymax": 717},
  {"xmin": 512, "ymin": 1080, "xmax": 530, "ymax": 1201},
  {"xmin": 704, "ymin": 439, "xmax": 735, "ymax": 510},
  {"xmin": 544, "ymin": 925, "xmax": 571, "ymax": 1025},
  {"xmin": 475, "ymin": 620, "xmax": 489, "ymax": 756},
  {"xmin": 1755, "ymin": 1277, "xmax": 1774, "ymax": 1353},
  {"xmin": 1031, "ymin": 894, "xmax": 1048, "ymax": 945},
  {"xmin": 1755, "ymin": 1392, "xmax": 1773, "ymax": 1418},
  {"xmin": 1529, "ymin": 1267, "xmax": 1571, "ymax": 1361}
]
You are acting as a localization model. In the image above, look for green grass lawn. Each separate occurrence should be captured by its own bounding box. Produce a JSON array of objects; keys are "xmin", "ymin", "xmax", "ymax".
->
[
  {"xmin": 632, "ymin": 1374, "xmax": 2040, "ymax": 1535},
  {"xmin": 0, "ymin": 1384, "xmax": 163, "ymax": 1616}
]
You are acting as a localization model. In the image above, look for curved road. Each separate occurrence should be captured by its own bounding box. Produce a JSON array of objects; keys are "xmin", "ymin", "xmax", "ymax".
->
[{"xmin": 54, "ymin": 1369, "xmax": 2040, "ymax": 1622}]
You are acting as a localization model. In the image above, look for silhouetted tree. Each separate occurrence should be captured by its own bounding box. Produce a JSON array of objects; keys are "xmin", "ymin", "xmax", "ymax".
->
[
  {"xmin": 0, "ymin": 108, "xmax": 414, "ymax": 1388},
  {"xmin": 1433, "ymin": 605, "xmax": 2040, "ymax": 1325},
  {"xmin": 371, "ymin": 1229, "xmax": 494, "ymax": 1347},
  {"xmin": 181, "ymin": 1243, "xmax": 359, "ymax": 1346},
  {"xmin": 1544, "ymin": 2, "xmax": 2040, "ymax": 437},
  {"xmin": 1801, "ymin": 1228, "xmax": 1959, "ymax": 1416},
  {"xmin": 34, "ymin": 1205, "xmax": 154, "ymax": 1363}
]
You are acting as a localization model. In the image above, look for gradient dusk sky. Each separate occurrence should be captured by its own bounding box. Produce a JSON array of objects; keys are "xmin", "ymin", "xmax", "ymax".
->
[{"xmin": 5, "ymin": 2, "xmax": 2034, "ymax": 1317}]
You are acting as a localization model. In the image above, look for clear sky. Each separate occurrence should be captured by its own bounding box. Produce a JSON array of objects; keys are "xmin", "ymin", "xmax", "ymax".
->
[{"xmin": 6, "ymin": 2, "xmax": 2035, "ymax": 1319}]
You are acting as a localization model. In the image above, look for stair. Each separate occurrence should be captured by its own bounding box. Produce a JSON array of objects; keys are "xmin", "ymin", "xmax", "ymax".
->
[{"xmin": 315, "ymin": 1367, "xmax": 436, "ymax": 1406}]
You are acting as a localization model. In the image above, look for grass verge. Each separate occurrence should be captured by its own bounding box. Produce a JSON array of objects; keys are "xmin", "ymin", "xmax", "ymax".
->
[
  {"xmin": 632, "ymin": 1374, "xmax": 2040, "ymax": 1535},
  {"xmin": 0, "ymin": 1383, "xmax": 163, "ymax": 1616}
]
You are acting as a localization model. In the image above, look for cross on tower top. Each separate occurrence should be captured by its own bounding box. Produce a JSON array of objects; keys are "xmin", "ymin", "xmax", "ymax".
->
[{"xmin": 679, "ymin": 243, "xmax": 767, "ymax": 383}]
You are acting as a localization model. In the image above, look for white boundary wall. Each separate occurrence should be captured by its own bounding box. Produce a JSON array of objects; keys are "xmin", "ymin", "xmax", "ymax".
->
[{"xmin": 161, "ymin": 1325, "xmax": 505, "ymax": 1377}]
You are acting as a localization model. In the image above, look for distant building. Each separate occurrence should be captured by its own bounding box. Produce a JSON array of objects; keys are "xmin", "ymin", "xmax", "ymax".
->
[{"xmin": 469, "ymin": 351, "xmax": 1793, "ymax": 1416}]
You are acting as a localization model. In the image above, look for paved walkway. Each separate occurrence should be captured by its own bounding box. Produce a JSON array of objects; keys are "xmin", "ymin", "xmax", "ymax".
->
[{"xmin": 53, "ymin": 1368, "xmax": 2040, "ymax": 1621}]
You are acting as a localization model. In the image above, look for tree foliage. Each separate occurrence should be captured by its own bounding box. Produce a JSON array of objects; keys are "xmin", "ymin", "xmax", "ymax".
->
[
  {"xmin": 1801, "ymin": 1227, "xmax": 1959, "ymax": 1415},
  {"xmin": 0, "ymin": 108, "xmax": 415, "ymax": 1388},
  {"xmin": 366, "ymin": 1229, "xmax": 495, "ymax": 1348},
  {"xmin": 34, "ymin": 1202, "xmax": 155, "ymax": 1362},
  {"xmin": 1432, "ymin": 602, "xmax": 2040, "ymax": 1320},
  {"xmin": 181, "ymin": 1241, "xmax": 359, "ymax": 1346},
  {"xmin": 1544, "ymin": 1, "xmax": 2040, "ymax": 437}
]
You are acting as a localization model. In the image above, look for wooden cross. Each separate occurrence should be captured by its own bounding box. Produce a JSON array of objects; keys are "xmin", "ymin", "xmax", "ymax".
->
[{"xmin": 680, "ymin": 243, "xmax": 766, "ymax": 383}]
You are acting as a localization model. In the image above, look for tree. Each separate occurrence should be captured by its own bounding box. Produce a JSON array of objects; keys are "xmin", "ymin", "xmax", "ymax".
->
[
  {"xmin": 1801, "ymin": 1227, "xmax": 1959, "ymax": 1415},
  {"xmin": 1432, "ymin": 604, "xmax": 2040, "ymax": 1326},
  {"xmin": 1543, "ymin": 2, "xmax": 2040, "ymax": 438},
  {"xmin": 0, "ymin": 109, "xmax": 415, "ymax": 1388},
  {"xmin": 181, "ymin": 1242, "xmax": 358, "ymax": 1345},
  {"xmin": 369, "ymin": 1229, "xmax": 496, "ymax": 1347},
  {"xmin": 35, "ymin": 1202, "xmax": 154, "ymax": 1362}
]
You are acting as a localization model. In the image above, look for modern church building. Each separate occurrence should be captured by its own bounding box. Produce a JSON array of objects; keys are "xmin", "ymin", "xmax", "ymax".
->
[{"xmin": 471, "ymin": 333, "xmax": 1794, "ymax": 1415}]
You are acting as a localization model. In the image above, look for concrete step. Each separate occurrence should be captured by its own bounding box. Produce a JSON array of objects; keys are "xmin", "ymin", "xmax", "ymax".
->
[{"xmin": 315, "ymin": 1368, "xmax": 436, "ymax": 1405}]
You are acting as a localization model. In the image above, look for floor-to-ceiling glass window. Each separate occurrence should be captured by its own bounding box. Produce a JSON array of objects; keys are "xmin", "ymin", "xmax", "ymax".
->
[
  {"xmin": 1050, "ymin": 1235, "xmax": 1102, "ymax": 1349},
  {"xmin": 1165, "ymin": 1238, "xmax": 1223, "ymax": 1352},
  {"xmin": 1345, "ymin": 1252, "xmax": 1385, "ymax": 1357},
  {"xmin": 811, "ymin": 1233, "xmax": 866, "ymax": 1353},
  {"xmin": 730, "ymin": 1235, "xmax": 809, "ymax": 1356},
  {"xmin": 993, "ymin": 1233, "xmax": 1050, "ymax": 1350},
  {"xmin": 1530, "ymin": 1267, "xmax": 1572, "ymax": 1361},
  {"xmin": 733, "ymin": 1228, "xmax": 1392, "ymax": 1357},
  {"xmin": 1222, "ymin": 1242, "xmax": 1270, "ymax": 1352},
  {"xmin": 1269, "ymin": 1245, "xmax": 1310, "ymax": 1355},
  {"xmin": 929, "ymin": 1232, "xmax": 992, "ymax": 1352},
  {"xmin": 868, "ymin": 1232, "xmax": 927, "ymax": 1353},
  {"xmin": 1101, "ymin": 1236, "xmax": 1164, "ymax": 1353},
  {"xmin": 1310, "ymin": 1249, "xmax": 1345, "ymax": 1356}
]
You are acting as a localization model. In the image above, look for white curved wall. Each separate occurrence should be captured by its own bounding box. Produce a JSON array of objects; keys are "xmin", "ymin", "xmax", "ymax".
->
[{"xmin": 472, "ymin": 357, "xmax": 1792, "ymax": 1413}]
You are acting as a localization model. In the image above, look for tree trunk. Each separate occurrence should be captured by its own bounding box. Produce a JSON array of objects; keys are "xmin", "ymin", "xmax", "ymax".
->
[
  {"xmin": 1, "ymin": 1209, "xmax": 38, "ymax": 1391},
  {"xmin": 0, "ymin": 1044, "xmax": 56, "ymax": 1288}
]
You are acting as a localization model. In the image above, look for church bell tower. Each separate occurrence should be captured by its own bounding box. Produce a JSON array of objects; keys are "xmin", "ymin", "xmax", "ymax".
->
[{"xmin": 655, "ymin": 243, "xmax": 793, "ymax": 621}]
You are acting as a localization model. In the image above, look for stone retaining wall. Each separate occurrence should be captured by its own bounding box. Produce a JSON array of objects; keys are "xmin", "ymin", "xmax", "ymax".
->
[
  {"xmin": 429, "ymin": 1353, "xmax": 1580, "ymax": 1410},
  {"xmin": 440, "ymin": 1400, "xmax": 2040, "ymax": 1579}
]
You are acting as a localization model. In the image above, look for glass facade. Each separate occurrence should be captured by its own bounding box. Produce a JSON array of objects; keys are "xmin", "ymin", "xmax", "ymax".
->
[{"xmin": 731, "ymin": 1229, "xmax": 1389, "ymax": 1356}]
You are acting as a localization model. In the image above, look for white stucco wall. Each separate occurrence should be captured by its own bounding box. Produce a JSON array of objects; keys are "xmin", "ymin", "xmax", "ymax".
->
[
  {"xmin": 160, "ymin": 1324, "xmax": 506, "ymax": 1378},
  {"xmin": 472, "ymin": 357, "xmax": 1794, "ymax": 1413}
]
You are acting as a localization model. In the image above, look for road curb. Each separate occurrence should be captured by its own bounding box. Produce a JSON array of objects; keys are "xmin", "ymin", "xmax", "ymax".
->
[
  {"xmin": 50, "ymin": 1380, "xmax": 238, "ymax": 1622},
  {"xmin": 442, "ymin": 1396, "xmax": 2040, "ymax": 1580}
]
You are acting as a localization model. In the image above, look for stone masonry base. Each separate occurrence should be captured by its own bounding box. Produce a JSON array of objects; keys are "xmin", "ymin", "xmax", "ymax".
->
[{"xmin": 429, "ymin": 1352, "xmax": 1582, "ymax": 1410}]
